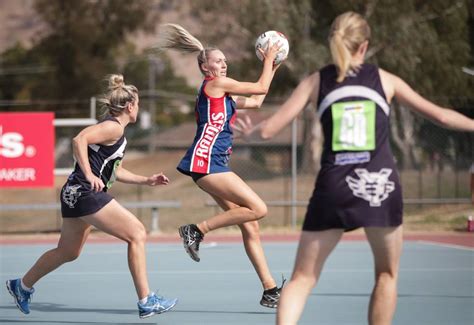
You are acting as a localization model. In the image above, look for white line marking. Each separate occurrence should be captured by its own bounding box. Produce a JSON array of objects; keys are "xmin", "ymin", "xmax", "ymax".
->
[{"xmin": 0, "ymin": 242, "xmax": 220, "ymax": 258}]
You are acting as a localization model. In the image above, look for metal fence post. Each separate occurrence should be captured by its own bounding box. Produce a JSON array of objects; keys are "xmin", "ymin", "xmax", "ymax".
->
[
  {"xmin": 90, "ymin": 96, "xmax": 96, "ymax": 119},
  {"xmin": 151, "ymin": 208, "xmax": 159, "ymax": 233}
]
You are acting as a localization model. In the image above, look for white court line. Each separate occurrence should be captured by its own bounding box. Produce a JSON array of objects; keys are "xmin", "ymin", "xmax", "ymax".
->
[
  {"xmin": 417, "ymin": 240, "xmax": 474, "ymax": 252},
  {"xmin": 84, "ymin": 242, "xmax": 219, "ymax": 255},
  {"xmin": 0, "ymin": 242, "xmax": 220, "ymax": 258}
]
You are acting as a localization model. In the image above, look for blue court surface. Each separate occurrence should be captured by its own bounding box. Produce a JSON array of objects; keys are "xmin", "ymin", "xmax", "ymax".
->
[{"xmin": 0, "ymin": 239, "xmax": 473, "ymax": 324}]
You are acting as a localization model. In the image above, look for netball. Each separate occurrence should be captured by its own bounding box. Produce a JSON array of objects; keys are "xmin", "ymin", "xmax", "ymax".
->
[{"xmin": 255, "ymin": 30, "xmax": 289, "ymax": 65}]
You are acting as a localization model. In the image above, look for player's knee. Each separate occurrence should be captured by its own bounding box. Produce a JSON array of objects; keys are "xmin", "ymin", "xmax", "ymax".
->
[
  {"xmin": 60, "ymin": 248, "xmax": 81, "ymax": 262},
  {"xmin": 375, "ymin": 271, "xmax": 397, "ymax": 286},
  {"xmin": 292, "ymin": 271, "xmax": 317, "ymax": 288},
  {"xmin": 127, "ymin": 223, "xmax": 147, "ymax": 244},
  {"xmin": 252, "ymin": 203, "xmax": 267, "ymax": 220}
]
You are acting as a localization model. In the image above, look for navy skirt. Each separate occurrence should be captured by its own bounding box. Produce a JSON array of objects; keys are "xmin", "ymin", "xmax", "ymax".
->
[{"xmin": 60, "ymin": 182, "xmax": 114, "ymax": 218}]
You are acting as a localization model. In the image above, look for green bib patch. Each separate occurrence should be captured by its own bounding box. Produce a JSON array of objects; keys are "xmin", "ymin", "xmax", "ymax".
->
[
  {"xmin": 331, "ymin": 100, "xmax": 375, "ymax": 151},
  {"xmin": 106, "ymin": 160, "xmax": 121, "ymax": 189}
]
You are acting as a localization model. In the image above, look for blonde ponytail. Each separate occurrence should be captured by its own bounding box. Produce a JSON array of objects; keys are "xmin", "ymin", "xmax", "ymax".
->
[
  {"xmin": 329, "ymin": 12, "xmax": 371, "ymax": 82},
  {"xmin": 157, "ymin": 23, "xmax": 204, "ymax": 53},
  {"xmin": 156, "ymin": 23, "xmax": 219, "ymax": 75}
]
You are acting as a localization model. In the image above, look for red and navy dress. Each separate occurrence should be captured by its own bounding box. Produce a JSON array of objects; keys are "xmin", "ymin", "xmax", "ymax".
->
[
  {"xmin": 303, "ymin": 64, "xmax": 403, "ymax": 231},
  {"xmin": 177, "ymin": 76, "xmax": 236, "ymax": 176}
]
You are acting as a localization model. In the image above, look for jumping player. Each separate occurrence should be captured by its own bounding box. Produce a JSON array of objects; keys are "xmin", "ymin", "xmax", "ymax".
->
[
  {"xmin": 6, "ymin": 75, "xmax": 178, "ymax": 319},
  {"xmin": 156, "ymin": 24, "xmax": 285, "ymax": 308},
  {"xmin": 234, "ymin": 12, "xmax": 474, "ymax": 324}
]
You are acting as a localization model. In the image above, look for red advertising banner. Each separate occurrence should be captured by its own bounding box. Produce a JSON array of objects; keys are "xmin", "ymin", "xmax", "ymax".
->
[{"xmin": 0, "ymin": 112, "xmax": 55, "ymax": 187}]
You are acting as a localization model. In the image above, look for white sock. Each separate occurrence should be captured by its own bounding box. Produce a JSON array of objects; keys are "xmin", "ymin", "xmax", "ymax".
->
[
  {"xmin": 20, "ymin": 279, "xmax": 32, "ymax": 292},
  {"xmin": 139, "ymin": 296, "xmax": 148, "ymax": 305}
]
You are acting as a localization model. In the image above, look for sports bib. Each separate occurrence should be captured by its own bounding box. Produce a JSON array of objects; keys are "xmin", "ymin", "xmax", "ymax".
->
[
  {"xmin": 106, "ymin": 160, "xmax": 122, "ymax": 189},
  {"xmin": 331, "ymin": 100, "xmax": 375, "ymax": 151}
]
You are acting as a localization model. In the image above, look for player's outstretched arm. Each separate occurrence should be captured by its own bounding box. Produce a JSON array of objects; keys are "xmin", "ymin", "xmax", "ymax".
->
[
  {"xmin": 384, "ymin": 69, "xmax": 474, "ymax": 131},
  {"xmin": 115, "ymin": 165, "xmax": 170, "ymax": 186},
  {"xmin": 234, "ymin": 72, "xmax": 319, "ymax": 141},
  {"xmin": 260, "ymin": 72, "xmax": 320, "ymax": 139}
]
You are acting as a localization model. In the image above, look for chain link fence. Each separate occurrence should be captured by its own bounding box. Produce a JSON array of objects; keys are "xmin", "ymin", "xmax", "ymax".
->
[{"xmin": 0, "ymin": 98, "xmax": 472, "ymax": 233}]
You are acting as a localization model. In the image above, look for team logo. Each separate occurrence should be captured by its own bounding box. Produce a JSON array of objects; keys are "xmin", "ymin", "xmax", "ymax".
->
[
  {"xmin": 62, "ymin": 184, "xmax": 82, "ymax": 208},
  {"xmin": 345, "ymin": 168, "xmax": 395, "ymax": 207},
  {"xmin": 195, "ymin": 112, "xmax": 225, "ymax": 160}
]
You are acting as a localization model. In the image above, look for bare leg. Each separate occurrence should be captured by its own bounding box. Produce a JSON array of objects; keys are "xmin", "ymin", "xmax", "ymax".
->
[
  {"xmin": 277, "ymin": 229, "xmax": 343, "ymax": 325},
  {"xmin": 239, "ymin": 221, "xmax": 276, "ymax": 290},
  {"xmin": 195, "ymin": 172, "xmax": 267, "ymax": 232},
  {"xmin": 210, "ymin": 194, "xmax": 276, "ymax": 290},
  {"xmin": 81, "ymin": 200, "xmax": 150, "ymax": 300},
  {"xmin": 22, "ymin": 217, "xmax": 91, "ymax": 288},
  {"xmin": 365, "ymin": 226, "xmax": 403, "ymax": 325}
]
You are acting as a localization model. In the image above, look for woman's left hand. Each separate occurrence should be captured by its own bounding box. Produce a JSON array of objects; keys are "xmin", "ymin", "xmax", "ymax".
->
[{"xmin": 146, "ymin": 172, "xmax": 170, "ymax": 186}]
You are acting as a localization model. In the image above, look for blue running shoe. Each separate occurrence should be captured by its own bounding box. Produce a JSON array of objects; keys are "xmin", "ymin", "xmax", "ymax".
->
[
  {"xmin": 137, "ymin": 292, "xmax": 178, "ymax": 319},
  {"xmin": 6, "ymin": 279, "xmax": 34, "ymax": 314}
]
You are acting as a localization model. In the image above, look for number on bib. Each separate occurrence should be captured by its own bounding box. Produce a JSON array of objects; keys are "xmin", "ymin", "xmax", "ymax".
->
[{"xmin": 331, "ymin": 100, "xmax": 376, "ymax": 151}]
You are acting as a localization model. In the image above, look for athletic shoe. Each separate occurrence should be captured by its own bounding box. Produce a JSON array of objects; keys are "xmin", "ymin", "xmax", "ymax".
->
[
  {"xmin": 178, "ymin": 224, "xmax": 204, "ymax": 262},
  {"xmin": 6, "ymin": 278, "xmax": 34, "ymax": 314},
  {"xmin": 137, "ymin": 292, "xmax": 178, "ymax": 319},
  {"xmin": 260, "ymin": 277, "xmax": 286, "ymax": 308}
]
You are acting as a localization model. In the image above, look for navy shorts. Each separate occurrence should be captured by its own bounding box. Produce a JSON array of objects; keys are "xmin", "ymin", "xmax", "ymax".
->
[
  {"xmin": 190, "ymin": 172, "xmax": 207, "ymax": 183},
  {"xmin": 60, "ymin": 182, "xmax": 114, "ymax": 218}
]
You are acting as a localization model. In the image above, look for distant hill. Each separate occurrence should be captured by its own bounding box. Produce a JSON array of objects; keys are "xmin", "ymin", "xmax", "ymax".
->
[{"xmin": 0, "ymin": 0, "xmax": 45, "ymax": 52}]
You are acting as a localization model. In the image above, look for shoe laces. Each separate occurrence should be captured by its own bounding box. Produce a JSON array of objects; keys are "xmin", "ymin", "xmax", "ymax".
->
[
  {"xmin": 185, "ymin": 226, "xmax": 203, "ymax": 246},
  {"xmin": 149, "ymin": 291, "xmax": 168, "ymax": 304},
  {"xmin": 147, "ymin": 294, "xmax": 158, "ymax": 305},
  {"xmin": 276, "ymin": 275, "xmax": 287, "ymax": 294}
]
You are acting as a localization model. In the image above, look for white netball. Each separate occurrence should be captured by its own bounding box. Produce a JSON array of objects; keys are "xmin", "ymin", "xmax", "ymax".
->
[{"xmin": 255, "ymin": 31, "xmax": 289, "ymax": 65}]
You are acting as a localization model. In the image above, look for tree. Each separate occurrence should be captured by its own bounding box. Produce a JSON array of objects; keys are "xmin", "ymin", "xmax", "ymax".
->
[{"xmin": 1, "ymin": 0, "xmax": 159, "ymax": 113}]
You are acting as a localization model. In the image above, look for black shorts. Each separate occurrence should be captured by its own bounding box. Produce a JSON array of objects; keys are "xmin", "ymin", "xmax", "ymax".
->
[
  {"xmin": 190, "ymin": 172, "xmax": 207, "ymax": 183},
  {"xmin": 60, "ymin": 182, "xmax": 114, "ymax": 218}
]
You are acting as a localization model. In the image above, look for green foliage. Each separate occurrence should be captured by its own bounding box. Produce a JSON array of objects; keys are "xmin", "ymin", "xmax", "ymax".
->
[
  {"xmin": 1, "ymin": 0, "xmax": 159, "ymax": 105},
  {"xmin": 34, "ymin": 0, "xmax": 159, "ymax": 100},
  {"xmin": 1, "ymin": 0, "xmax": 196, "ymax": 126},
  {"xmin": 190, "ymin": 0, "xmax": 472, "ymax": 101},
  {"xmin": 0, "ymin": 44, "xmax": 40, "ymax": 104}
]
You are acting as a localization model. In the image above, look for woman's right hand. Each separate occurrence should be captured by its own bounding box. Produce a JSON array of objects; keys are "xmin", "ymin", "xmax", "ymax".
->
[{"xmin": 86, "ymin": 174, "xmax": 105, "ymax": 192}]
